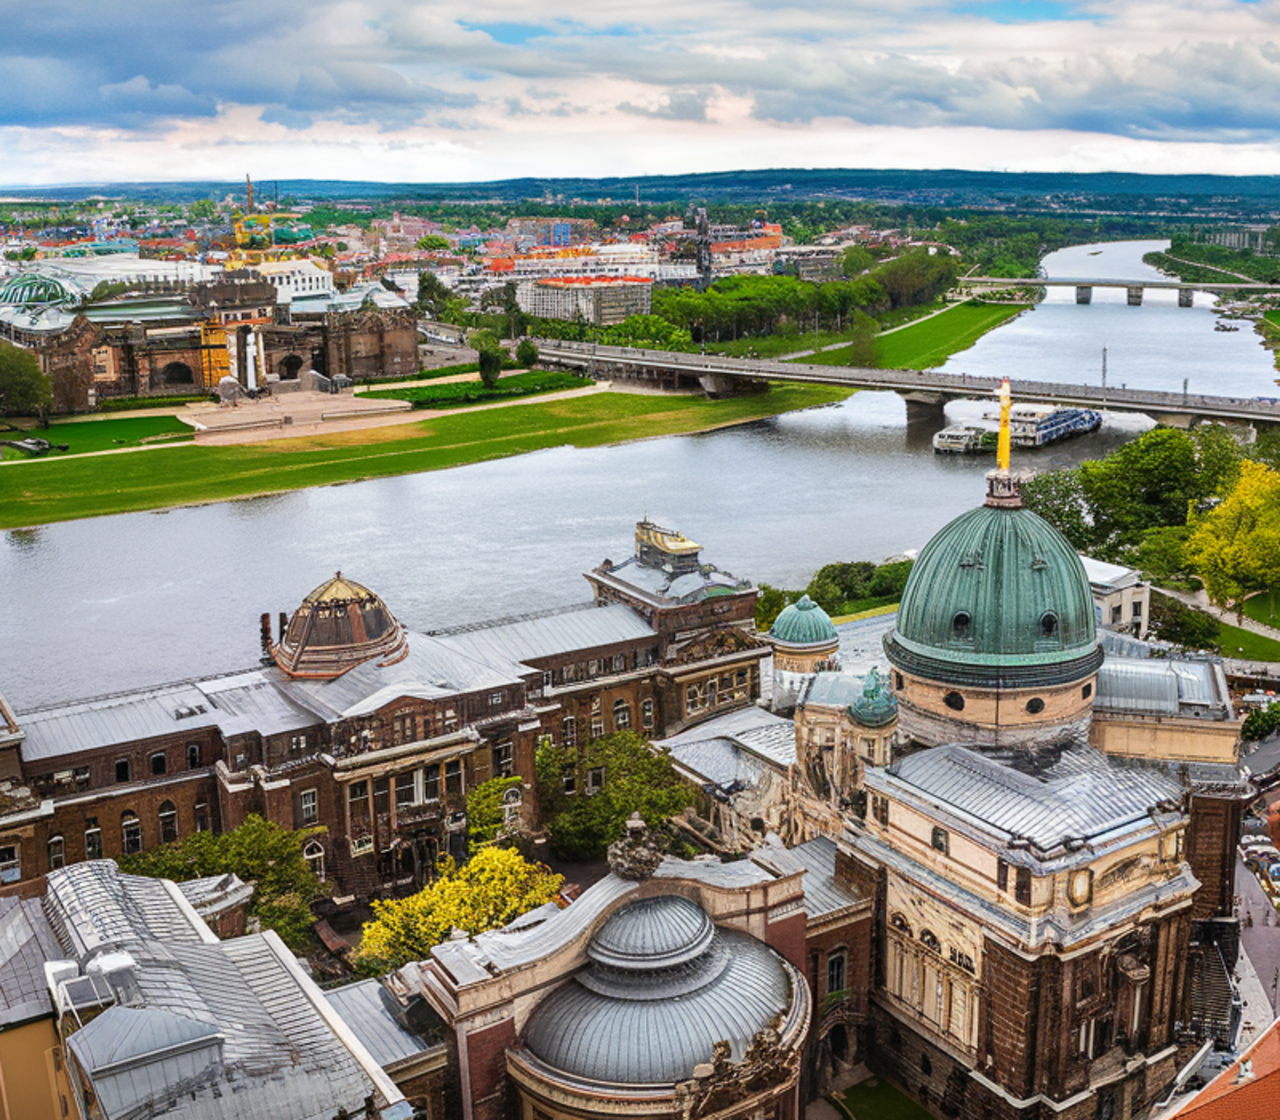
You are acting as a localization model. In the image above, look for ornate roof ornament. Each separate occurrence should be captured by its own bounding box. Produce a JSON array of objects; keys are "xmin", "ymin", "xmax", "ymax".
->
[{"xmin": 607, "ymin": 812, "xmax": 665, "ymax": 881}]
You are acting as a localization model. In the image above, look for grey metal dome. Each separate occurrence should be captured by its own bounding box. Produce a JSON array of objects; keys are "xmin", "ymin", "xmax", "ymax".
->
[
  {"xmin": 587, "ymin": 895, "xmax": 713, "ymax": 970},
  {"xmin": 524, "ymin": 897, "xmax": 793, "ymax": 1086}
]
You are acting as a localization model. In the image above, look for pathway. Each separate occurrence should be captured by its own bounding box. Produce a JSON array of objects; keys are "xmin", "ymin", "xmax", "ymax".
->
[
  {"xmin": 1236, "ymin": 856, "xmax": 1280, "ymax": 1015},
  {"xmin": 1157, "ymin": 588, "xmax": 1280, "ymax": 645}
]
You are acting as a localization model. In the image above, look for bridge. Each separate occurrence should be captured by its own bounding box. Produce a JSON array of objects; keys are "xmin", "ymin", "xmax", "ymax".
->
[
  {"xmin": 535, "ymin": 340, "xmax": 1280, "ymax": 429},
  {"xmin": 962, "ymin": 276, "xmax": 1280, "ymax": 307}
]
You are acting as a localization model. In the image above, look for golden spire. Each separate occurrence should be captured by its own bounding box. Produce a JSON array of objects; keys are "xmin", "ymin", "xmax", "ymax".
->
[{"xmin": 996, "ymin": 377, "xmax": 1012, "ymax": 472}]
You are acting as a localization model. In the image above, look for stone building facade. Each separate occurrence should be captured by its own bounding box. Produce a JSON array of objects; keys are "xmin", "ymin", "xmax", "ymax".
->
[{"xmin": 0, "ymin": 523, "xmax": 768, "ymax": 903}]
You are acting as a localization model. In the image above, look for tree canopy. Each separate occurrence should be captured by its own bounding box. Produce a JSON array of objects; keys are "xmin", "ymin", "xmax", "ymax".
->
[
  {"xmin": 117, "ymin": 814, "xmax": 324, "ymax": 950},
  {"xmin": 535, "ymin": 731, "xmax": 694, "ymax": 860},
  {"xmin": 1186, "ymin": 459, "xmax": 1280, "ymax": 611},
  {"xmin": 353, "ymin": 846, "xmax": 563, "ymax": 975},
  {"xmin": 0, "ymin": 342, "xmax": 51, "ymax": 419}
]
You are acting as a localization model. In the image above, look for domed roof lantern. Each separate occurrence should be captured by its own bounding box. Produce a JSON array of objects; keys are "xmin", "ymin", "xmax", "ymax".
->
[
  {"xmin": 271, "ymin": 571, "xmax": 408, "ymax": 679},
  {"xmin": 850, "ymin": 667, "xmax": 898, "ymax": 728}
]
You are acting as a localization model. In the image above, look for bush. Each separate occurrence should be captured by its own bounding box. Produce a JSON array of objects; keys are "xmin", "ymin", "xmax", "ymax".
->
[
  {"xmin": 516, "ymin": 339, "xmax": 539, "ymax": 368},
  {"xmin": 97, "ymin": 394, "xmax": 204, "ymax": 412},
  {"xmin": 360, "ymin": 371, "xmax": 585, "ymax": 410},
  {"xmin": 466, "ymin": 776, "xmax": 524, "ymax": 851},
  {"xmin": 1148, "ymin": 594, "xmax": 1221, "ymax": 652},
  {"xmin": 1243, "ymin": 704, "xmax": 1280, "ymax": 742}
]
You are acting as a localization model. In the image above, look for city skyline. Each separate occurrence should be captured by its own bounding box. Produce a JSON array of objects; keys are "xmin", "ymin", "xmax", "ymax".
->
[{"xmin": 5, "ymin": 0, "xmax": 1280, "ymax": 186}]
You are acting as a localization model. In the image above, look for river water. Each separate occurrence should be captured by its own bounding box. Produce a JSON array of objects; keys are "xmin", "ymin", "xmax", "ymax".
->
[{"xmin": 3, "ymin": 240, "xmax": 1277, "ymax": 709}]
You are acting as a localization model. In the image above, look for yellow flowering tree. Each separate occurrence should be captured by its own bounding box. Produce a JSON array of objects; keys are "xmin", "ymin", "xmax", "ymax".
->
[
  {"xmin": 1186, "ymin": 460, "xmax": 1280, "ymax": 615},
  {"xmin": 354, "ymin": 846, "xmax": 563, "ymax": 975}
]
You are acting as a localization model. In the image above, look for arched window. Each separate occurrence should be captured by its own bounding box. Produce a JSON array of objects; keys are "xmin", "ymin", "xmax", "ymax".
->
[
  {"xmin": 920, "ymin": 929, "xmax": 941, "ymax": 952},
  {"xmin": 47, "ymin": 836, "xmax": 65, "ymax": 871},
  {"xmin": 121, "ymin": 811, "xmax": 143, "ymax": 855},
  {"xmin": 1040, "ymin": 611, "xmax": 1059, "ymax": 638},
  {"xmin": 85, "ymin": 820, "xmax": 102, "ymax": 861},
  {"xmin": 891, "ymin": 912, "xmax": 913, "ymax": 936},
  {"xmin": 613, "ymin": 699, "xmax": 631, "ymax": 730},
  {"xmin": 159, "ymin": 801, "xmax": 178, "ymax": 844},
  {"xmin": 952, "ymin": 611, "xmax": 971, "ymax": 639},
  {"xmin": 303, "ymin": 839, "xmax": 326, "ymax": 882}
]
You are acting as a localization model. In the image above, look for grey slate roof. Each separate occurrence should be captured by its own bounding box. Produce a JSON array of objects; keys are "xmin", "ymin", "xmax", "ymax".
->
[
  {"xmin": 42, "ymin": 861, "xmax": 406, "ymax": 1120},
  {"xmin": 752, "ymin": 836, "xmax": 864, "ymax": 919},
  {"xmin": 325, "ymin": 979, "xmax": 444, "ymax": 1070},
  {"xmin": 434, "ymin": 603, "xmax": 657, "ymax": 667},
  {"xmin": 876, "ymin": 743, "xmax": 1184, "ymax": 851},
  {"xmin": 656, "ymin": 705, "xmax": 796, "ymax": 770},
  {"xmin": 799, "ymin": 672, "xmax": 867, "ymax": 709},
  {"xmin": 0, "ymin": 896, "xmax": 60, "ymax": 1027},
  {"xmin": 596, "ymin": 556, "xmax": 750, "ymax": 605}
]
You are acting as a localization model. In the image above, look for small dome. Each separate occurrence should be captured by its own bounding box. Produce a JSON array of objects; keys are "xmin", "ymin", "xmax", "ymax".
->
[
  {"xmin": 524, "ymin": 896, "xmax": 796, "ymax": 1086},
  {"xmin": 850, "ymin": 668, "xmax": 898, "ymax": 728},
  {"xmin": 885, "ymin": 501, "xmax": 1101, "ymax": 688},
  {"xmin": 272, "ymin": 572, "xmax": 408, "ymax": 679},
  {"xmin": 769, "ymin": 595, "xmax": 838, "ymax": 647},
  {"xmin": 588, "ymin": 896, "xmax": 713, "ymax": 970}
]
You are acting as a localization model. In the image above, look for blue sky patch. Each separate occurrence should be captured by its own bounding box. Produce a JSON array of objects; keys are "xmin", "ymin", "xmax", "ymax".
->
[
  {"xmin": 953, "ymin": 1, "xmax": 1094, "ymax": 23},
  {"xmin": 462, "ymin": 22, "xmax": 552, "ymax": 45}
]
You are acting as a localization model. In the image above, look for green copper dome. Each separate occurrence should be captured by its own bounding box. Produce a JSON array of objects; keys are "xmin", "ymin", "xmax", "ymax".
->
[
  {"xmin": 885, "ymin": 498, "xmax": 1102, "ymax": 689},
  {"xmin": 770, "ymin": 595, "xmax": 838, "ymax": 647},
  {"xmin": 851, "ymin": 667, "xmax": 897, "ymax": 728}
]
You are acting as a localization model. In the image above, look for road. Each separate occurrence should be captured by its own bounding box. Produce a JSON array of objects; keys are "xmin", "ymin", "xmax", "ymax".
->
[{"xmin": 1237, "ymin": 855, "xmax": 1280, "ymax": 1014}]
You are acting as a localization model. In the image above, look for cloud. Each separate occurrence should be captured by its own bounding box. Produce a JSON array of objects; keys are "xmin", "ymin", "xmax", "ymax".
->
[{"xmin": 3, "ymin": 0, "xmax": 1280, "ymax": 180}]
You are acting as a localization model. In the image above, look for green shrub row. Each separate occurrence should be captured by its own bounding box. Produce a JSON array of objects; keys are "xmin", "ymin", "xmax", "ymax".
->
[
  {"xmin": 97, "ymin": 394, "xmax": 205, "ymax": 412},
  {"xmin": 361, "ymin": 371, "xmax": 586, "ymax": 410}
]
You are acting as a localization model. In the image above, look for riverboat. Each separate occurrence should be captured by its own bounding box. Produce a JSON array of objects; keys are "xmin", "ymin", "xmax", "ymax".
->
[
  {"xmin": 1004, "ymin": 404, "xmax": 1102, "ymax": 448},
  {"xmin": 932, "ymin": 425, "xmax": 997, "ymax": 454}
]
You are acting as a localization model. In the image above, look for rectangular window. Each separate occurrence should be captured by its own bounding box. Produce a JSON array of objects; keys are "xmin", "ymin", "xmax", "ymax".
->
[
  {"xmin": 0, "ymin": 845, "xmax": 19, "ymax": 884},
  {"xmin": 613, "ymin": 702, "xmax": 631, "ymax": 730},
  {"xmin": 115, "ymin": 759, "xmax": 131, "ymax": 783},
  {"xmin": 1111, "ymin": 604, "xmax": 1123, "ymax": 623},
  {"xmin": 187, "ymin": 743, "xmax": 202, "ymax": 770},
  {"xmin": 194, "ymin": 803, "xmax": 209, "ymax": 833},
  {"xmin": 391, "ymin": 714, "xmax": 413, "ymax": 745},
  {"xmin": 348, "ymin": 781, "xmax": 369, "ymax": 828},
  {"xmin": 85, "ymin": 820, "xmax": 102, "ymax": 860},
  {"xmin": 612, "ymin": 653, "xmax": 626, "ymax": 672},
  {"xmin": 122, "ymin": 816, "xmax": 143, "ymax": 855},
  {"xmin": 1132, "ymin": 601, "xmax": 1143, "ymax": 618},
  {"xmin": 587, "ymin": 766, "xmax": 605, "ymax": 794},
  {"xmin": 489, "ymin": 691, "xmax": 504, "ymax": 708},
  {"xmin": 562, "ymin": 766, "xmax": 577, "ymax": 795},
  {"xmin": 300, "ymin": 789, "xmax": 319, "ymax": 824},
  {"xmin": 642, "ymin": 699, "xmax": 654, "ymax": 729},
  {"xmin": 494, "ymin": 742, "xmax": 514, "ymax": 778},
  {"xmin": 395, "ymin": 771, "xmax": 417, "ymax": 809},
  {"xmin": 590, "ymin": 717, "xmax": 605, "ymax": 741},
  {"xmin": 873, "ymin": 795, "xmax": 890, "ymax": 826},
  {"xmin": 290, "ymin": 733, "xmax": 308, "ymax": 754},
  {"xmin": 827, "ymin": 951, "xmax": 847, "ymax": 996},
  {"xmin": 444, "ymin": 760, "xmax": 463, "ymax": 797},
  {"xmin": 48, "ymin": 836, "xmax": 65, "ymax": 871},
  {"xmin": 150, "ymin": 752, "xmax": 167, "ymax": 776},
  {"xmin": 997, "ymin": 859, "xmax": 1010, "ymax": 892},
  {"xmin": 931, "ymin": 827, "xmax": 949, "ymax": 855},
  {"xmin": 424, "ymin": 764, "xmax": 441, "ymax": 802},
  {"xmin": 563, "ymin": 716, "xmax": 577, "ymax": 745},
  {"xmin": 1015, "ymin": 866, "xmax": 1033, "ymax": 907}
]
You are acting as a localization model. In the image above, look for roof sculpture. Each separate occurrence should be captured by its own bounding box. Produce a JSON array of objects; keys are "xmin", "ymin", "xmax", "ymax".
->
[
  {"xmin": 272, "ymin": 572, "xmax": 409, "ymax": 679},
  {"xmin": 523, "ymin": 894, "xmax": 796, "ymax": 1085},
  {"xmin": 768, "ymin": 595, "xmax": 839, "ymax": 648},
  {"xmin": 851, "ymin": 666, "xmax": 897, "ymax": 728}
]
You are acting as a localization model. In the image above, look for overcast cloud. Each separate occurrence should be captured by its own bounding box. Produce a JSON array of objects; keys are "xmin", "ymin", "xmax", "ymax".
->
[{"xmin": 2, "ymin": 0, "xmax": 1280, "ymax": 183}]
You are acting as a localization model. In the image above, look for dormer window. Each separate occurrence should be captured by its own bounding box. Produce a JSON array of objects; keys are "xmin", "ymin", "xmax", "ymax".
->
[
  {"xmin": 952, "ymin": 611, "xmax": 971, "ymax": 639},
  {"xmin": 1040, "ymin": 611, "xmax": 1059, "ymax": 638}
]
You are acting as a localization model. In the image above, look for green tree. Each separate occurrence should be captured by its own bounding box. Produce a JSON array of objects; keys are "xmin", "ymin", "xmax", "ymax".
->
[
  {"xmin": 188, "ymin": 199, "xmax": 216, "ymax": 220},
  {"xmin": 1243, "ymin": 703, "xmax": 1280, "ymax": 742},
  {"xmin": 535, "ymin": 731, "xmax": 695, "ymax": 861},
  {"xmin": 515, "ymin": 339, "xmax": 539, "ymax": 368},
  {"xmin": 0, "ymin": 342, "xmax": 52, "ymax": 421},
  {"xmin": 415, "ymin": 234, "xmax": 451, "ymax": 252},
  {"xmin": 1147, "ymin": 594, "xmax": 1221, "ymax": 652},
  {"xmin": 116, "ymin": 815, "xmax": 324, "ymax": 950},
  {"xmin": 416, "ymin": 271, "xmax": 452, "ymax": 316},
  {"xmin": 844, "ymin": 310, "xmax": 878, "ymax": 368},
  {"xmin": 755, "ymin": 583, "xmax": 793, "ymax": 629},
  {"xmin": 466, "ymin": 775, "xmax": 524, "ymax": 851},
  {"xmin": 353, "ymin": 847, "xmax": 563, "ymax": 975},
  {"xmin": 1185, "ymin": 459, "xmax": 1280, "ymax": 613},
  {"xmin": 1134, "ymin": 525, "xmax": 1194, "ymax": 586}
]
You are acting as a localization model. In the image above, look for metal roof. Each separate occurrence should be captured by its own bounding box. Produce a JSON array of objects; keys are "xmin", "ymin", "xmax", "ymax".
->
[
  {"xmin": 0, "ymin": 897, "xmax": 59, "ymax": 1027},
  {"xmin": 588, "ymin": 896, "xmax": 713, "ymax": 970},
  {"xmin": 1095, "ymin": 656, "xmax": 1232, "ymax": 719},
  {"xmin": 524, "ymin": 903, "xmax": 793, "ymax": 1086},
  {"xmin": 877, "ymin": 743, "xmax": 1184, "ymax": 850},
  {"xmin": 436, "ymin": 603, "xmax": 656, "ymax": 668},
  {"xmin": 596, "ymin": 556, "xmax": 750, "ymax": 605},
  {"xmin": 751, "ymin": 836, "xmax": 864, "ymax": 920},
  {"xmin": 325, "ymin": 980, "xmax": 443, "ymax": 1070},
  {"xmin": 656, "ymin": 705, "xmax": 796, "ymax": 771},
  {"xmin": 43, "ymin": 862, "xmax": 404, "ymax": 1120}
]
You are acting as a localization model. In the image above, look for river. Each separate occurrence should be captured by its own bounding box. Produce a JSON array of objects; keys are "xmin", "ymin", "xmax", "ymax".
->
[{"xmin": 3, "ymin": 240, "xmax": 1276, "ymax": 709}]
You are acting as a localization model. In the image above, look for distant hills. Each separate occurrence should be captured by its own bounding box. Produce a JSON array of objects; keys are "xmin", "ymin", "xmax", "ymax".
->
[{"xmin": 6, "ymin": 169, "xmax": 1280, "ymax": 212}]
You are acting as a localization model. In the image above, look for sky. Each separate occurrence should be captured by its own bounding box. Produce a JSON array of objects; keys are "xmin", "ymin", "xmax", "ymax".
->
[{"xmin": 4, "ymin": 0, "xmax": 1280, "ymax": 185}]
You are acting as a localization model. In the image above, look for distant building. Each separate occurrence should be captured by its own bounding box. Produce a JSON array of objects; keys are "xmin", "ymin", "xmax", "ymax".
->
[
  {"xmin": 516, "ymin": 275, "xmax": 653, "ymax": 325},
  {"xmin": 1081, "ymin": 554, "xmax": 1151, "ymax": 637}
]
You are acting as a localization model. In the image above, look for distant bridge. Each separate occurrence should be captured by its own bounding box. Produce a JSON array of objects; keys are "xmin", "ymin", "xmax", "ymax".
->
[
  {"xmin": 962, "ymin": 276, "xmax": 1280, "ymax": 306},
  {"xmin": 535, "ymin": 340, "xmax": 1280, "ymax": 428}
]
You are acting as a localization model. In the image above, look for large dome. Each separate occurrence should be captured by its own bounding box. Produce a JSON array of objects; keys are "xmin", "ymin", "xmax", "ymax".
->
[
  {"xmin": 524, "ymin": 896, "xmax": 796, "ymax": 1086},
  {"xmin": 272, "ymin": 573, "xmax": 408, "ymax": 679},
  {"xmin": 885, "ymin": 498, "xmax": 1101, "ymax": 689}
]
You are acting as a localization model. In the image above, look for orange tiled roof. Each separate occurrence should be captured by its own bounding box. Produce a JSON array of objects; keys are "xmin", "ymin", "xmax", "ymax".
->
[{"xmin": 1170, "ymin": 1018, "xmax": 1280, "ymax": 1120}]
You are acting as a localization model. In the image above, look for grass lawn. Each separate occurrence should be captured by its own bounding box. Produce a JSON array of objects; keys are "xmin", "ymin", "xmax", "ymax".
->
[
  {"xmin": 794, "ymin": 302, "xmax": 1023, "ymax": 371},
  {"xmin": 0, "ymin": 384, "xmax": 853, "ymax": 528},
  {"xmin": 357, "ymin": 370, "xmax": 584, "ymax": 408},
  {"xmin": 1218, "ymin": 620, "xmax": 1280, "ymax": 661},
  {"xmin": 705, "ymin": 328, "xmax": 860, "ymax": 359},
  {"xmin": 1244, "ymin": 590, "xmax": 1280, "ymax": 628},
  {"xmin": 6, "ymin": 416, "xmax": 193, "ymax": 457},
  {"xmin": 832, "ymin": 1079, "xmax": 934, "ymax": 1120}
]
